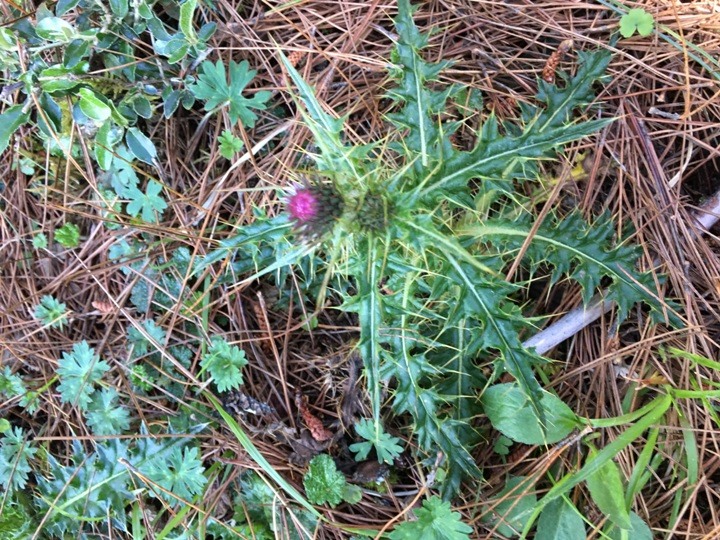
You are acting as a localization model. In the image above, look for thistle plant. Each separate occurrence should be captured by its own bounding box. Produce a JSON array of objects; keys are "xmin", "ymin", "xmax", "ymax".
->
[{"xmin": 203, "ymin": 0, "xmax": 669, "ymax": 497}]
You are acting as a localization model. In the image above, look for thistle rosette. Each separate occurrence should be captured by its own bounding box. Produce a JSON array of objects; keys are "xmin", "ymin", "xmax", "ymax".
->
[{"xmin": 285, "ymin": 180, "xmax": 345, "ymax": 240}]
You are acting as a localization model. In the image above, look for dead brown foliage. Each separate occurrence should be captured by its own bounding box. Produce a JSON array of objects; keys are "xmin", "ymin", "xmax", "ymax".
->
[{"xmin": 3, "ymin": 0, "xmax": 720, "ymax": 538}]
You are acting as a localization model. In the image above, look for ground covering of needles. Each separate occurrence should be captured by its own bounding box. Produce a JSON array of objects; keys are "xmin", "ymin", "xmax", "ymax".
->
[{"xmin": 3, "ymin": 0, "xmax": 720, "ymax": 538}]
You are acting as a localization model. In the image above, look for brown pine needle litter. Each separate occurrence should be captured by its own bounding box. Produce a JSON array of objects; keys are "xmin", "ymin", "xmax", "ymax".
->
[{"xmin": 3, "ymin": 0, "xmax": 720, "ymax": 538}]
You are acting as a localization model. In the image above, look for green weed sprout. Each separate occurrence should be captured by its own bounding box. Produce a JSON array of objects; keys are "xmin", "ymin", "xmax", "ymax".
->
[{"xmin": 619, "ymin": 8, "xmax": 655, "ymax": 38}]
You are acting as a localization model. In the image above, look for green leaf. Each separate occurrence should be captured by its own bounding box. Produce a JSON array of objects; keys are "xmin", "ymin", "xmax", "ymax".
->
[
  {"xmin": 459, "ymin": 213, "xmax": 670, "ymax": 324},
  {"xmin": 387, "ymin": 0, "xmax": 453, "ymax": 169},
  {"xmin": 303, "ymin": 454, "xmax": 347, "ymax": 507},
  {"xmin": 107, "ymin": 145, "xmax": 139, "ymax": 197},
  {"xmin": 36, "ymin": 438, "xmax": 132, "ymax": 533},
  {"xmin": 125, "ymin": 127, "xmax": 157, "ymax": 165},
  {"xmin": 188, "ymin": 60, "xmax": 270, "ymax": 127},
  {"xmin": 0, "ymin": 427, "xmax": 37, "ymax": 493},
  {"xmin": 33, "ymin": 295, "xmax": 68, "ymax": 329},
  {"xmin": 482, "ymin": 476, "xmax": 536, "ymax": 538},
  {"xmin": 163, "ymin": 88, "xmax": 182, "ymax": 118},
  {"xmin": 78, "ymin": 87, "xmax": 112, "ymax": 122},
  {"xmin": 218, "ymin": 129, "xmax": 244, "ymax": 159},
  {"xmin": 127, "ymin": 319, "xmax": 166, "ymax": 358},
  {"xmin": 179, "ymin": 0, "xmax": 198, "ymax": 45},
  {"xmin": 144, "ymin": 446, "xmax": 207, "ymax": 503},
  {"xmin": 108, "ymin": 0, "xmax": 128, "ymax": 18},
  {"xmin": 536, "ymin": 498, "xmax": 586, "ymax": 540},
  {"xmin": 277, "ymin": 51, "xmax": 358, "ymax": 177},
  {"xmin": 585, "ymin": 447, "xmax": 631, "ymax": 530},
  {"xmin": 56, "ymin": 0, "xmax": 81, "ymax": 15},
  {"xmin": 33, "ymin": 233, "xmax": 48, "ymax": 249},
  {"xmin": 126, "ymin": 181, "xmax": 167, "ymax": 223},
  {"xmin": 132, "ymin": 96, "xmax": 153, "ymax": 119},
  {"xmin": 342, "ymin": 483, "xmax": 363, "ymax": 505},
  {"xmin": 200, "ymin": 337, "xmax": 248, "ymax": 392},
  {"xmin": 0, "ymin": 498, "xmax": 34, "ymax": 538},
  {"xmin": 389, "ymin": 495, "xmax": 472, "ymax": 540},
  {"xmin": 86, "ymin": 388, "xmax": 130, "ymax": 435},
  {"xmin": 0, "ymin": 104, "xmax": 30, "ymax": 155},
  {"xmin": 63, "ymin": 38, "xmax": 90, "ymax": 68},
  {"xmin": 0, "ymin": 419, "xmax": 10, "ymax": 433},
  {"xmin": 619, "ymin": 9, "xmax": 655, "ymax": 38},
  {"xmin": 166, "ymin": 37, "xmax": 190, "ymax": 64},
  {"xmin": 55, "ymin": 222, "xmax": 80, "ymax": 247},
  {"xmin": 38, "ymin": 92, "xmax": 63, "ymax": 135},
  {"xmin": 438, "ymin": 246, "xmax": 547, "ymax": 429},
  {"xmin": 481, "ymin": 383, "xmax": 580, "ymax": 445},
  {"xmin": 606, "ymin": 512, "xmax": 653, "ymax": 540},
  {"xmin": 521, "ymin": 394, "xmax": 673, "ymax": 536},
  {"xmin": 0, "ymin": 367, "xmax": 26, "ymax": 399},
  {"xmin": 56, "ymin": 341, "xmax": 110, "ymax": 410},
  {"xmin": 356, "ymin": 241, "xmax": 384, "ymax": 430},
  {"xmin": 349, "ymin": 418, "xmax": 403, "ymax": 465},
  {"xmin": 421, "ymin": 49, "xmax": 613, "ymax": 199},
  {"xmin": 95, "ymin": 121, "xmax": 124, "ymax": 171},
  {"xmin": 35, "ymin": 17, "xmax": 77, "ymax": 42}
]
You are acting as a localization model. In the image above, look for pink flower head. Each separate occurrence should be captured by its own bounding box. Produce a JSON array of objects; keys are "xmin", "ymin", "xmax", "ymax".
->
[
  {"xmin": 284, "ymin": 179, "xmax": 344, "ymax": 240},
  {"xmin": 287, "ymin": 187, "xmax": 318, "ymax": 223}
]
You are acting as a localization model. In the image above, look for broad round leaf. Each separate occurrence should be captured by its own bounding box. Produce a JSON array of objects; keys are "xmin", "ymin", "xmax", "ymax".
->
[
  {"xmin": 0, "ymin": 104, "xmax": 31, "ymax": 154},
  {"xmin": 606, "ymin": 512, "xmax": 653, "ymax": 540},
  {"xmin": 537, "ymin": 498, "xmax": 586, "ymax": 540},
  {"xmin": 481, "ymin": 383, "xmax": 580, "ymax": 445}
]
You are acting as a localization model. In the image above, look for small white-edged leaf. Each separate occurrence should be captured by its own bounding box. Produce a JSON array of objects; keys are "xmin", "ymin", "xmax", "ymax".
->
[
  {"xmin": 78, "ymin": 87, "xmax": 111, "ymax": 122},
  {"xmin": 179, "ymin": 0, "xmax": 198, "ymax": 45},
  {"xmin": 126, "ymin": 127, "xmax": 157, "ymax": 165},
  {"xmin": 35, "ymin": 17, "xmax": 77, "ymax": 42}
]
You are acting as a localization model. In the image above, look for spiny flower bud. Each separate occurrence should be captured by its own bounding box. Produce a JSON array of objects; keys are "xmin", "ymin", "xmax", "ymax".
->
[
  {"xmin": 357, "ymin": 191, "xmax": 393, "ymax": 232},
  {"xmin": 285, "ymin": 180, "xmax": 344, "ymax": 240}
]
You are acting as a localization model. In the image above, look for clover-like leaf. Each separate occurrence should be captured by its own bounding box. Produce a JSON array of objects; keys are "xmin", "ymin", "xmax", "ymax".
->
[
  {"xmin": 126, "ymin": 181, "xmax": 167, "ymax": 223},
  {"xmin": 619, "ymin": 8, "xmax": 654, "ymax": 38},
  {"xmin": 389, "ymin": 496, "xmax": 472, "ymax": 539},
  {"xmin": 86, "ymin": 388, "xmax": 131, "ymax": 435},
  {"xmin": 218, "ymin": 129, "xmax": 244, "ymax": 159},
  {"xmin": 55, "ymin": 222, "xmax": 80, "ymax": 248},
  {"xmin": 349, "ymin": 418, "xmax": 403, "ymax": 465},
  {"xmin": 0, "ymin": 427, "xmax": 37, "ymax": 494}
]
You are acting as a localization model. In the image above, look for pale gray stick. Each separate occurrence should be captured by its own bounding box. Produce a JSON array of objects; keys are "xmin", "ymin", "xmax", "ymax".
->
[{"xmin": 523, "ymin": 188, "xmax": 720, "ymax": 355}]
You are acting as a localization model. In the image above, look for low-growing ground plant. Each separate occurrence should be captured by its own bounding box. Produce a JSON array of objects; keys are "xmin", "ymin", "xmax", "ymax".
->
[{"xmin": 203, "ymin": 0, "xmax": 670, "ymax": 499}]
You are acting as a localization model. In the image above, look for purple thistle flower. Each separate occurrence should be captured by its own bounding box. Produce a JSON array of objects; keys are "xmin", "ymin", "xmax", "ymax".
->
[
  {"xmin": 284, "ymin": 180, "xmax": 344, "ymax": 239},
  {"xmin": 287, "ymin": 187, "xmax": 319, "ymax": 223}
]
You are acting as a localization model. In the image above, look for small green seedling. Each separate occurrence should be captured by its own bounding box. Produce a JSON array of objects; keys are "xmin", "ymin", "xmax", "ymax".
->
[
  {"xmin": 619, "ymin": 8, "xmax": 654, "ymax": 38},
  {"xmin": 218, "ymin": 130, "xmax": 244, "ymax": 159}
]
